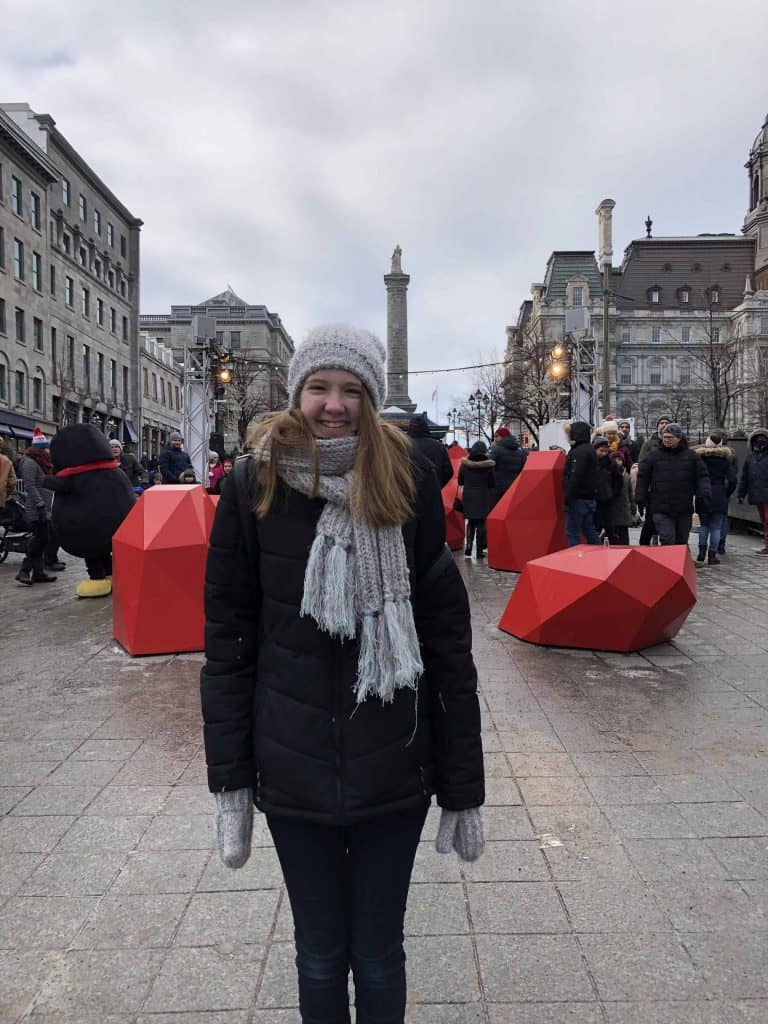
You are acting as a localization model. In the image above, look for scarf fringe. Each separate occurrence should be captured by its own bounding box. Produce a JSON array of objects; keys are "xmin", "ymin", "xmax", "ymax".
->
[
  {"xmin": 301, "ymin": 533, "xmax": 356, "ymax": 638},
  {"xmin": 355, "ymin": 601, "xmax": 422, "ymax": 705}
]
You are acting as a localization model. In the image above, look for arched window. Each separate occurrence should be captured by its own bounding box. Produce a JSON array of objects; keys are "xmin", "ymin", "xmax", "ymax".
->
[
  {"xmin": 678, "ymin": 358, "xmax": 692, "ymax": 386},
  {"xmin": 618, "ymin": 361, "xmax": 633, "ymax": 385}
]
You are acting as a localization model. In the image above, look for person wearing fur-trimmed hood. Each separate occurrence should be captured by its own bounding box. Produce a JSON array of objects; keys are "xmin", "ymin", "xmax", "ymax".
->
[
  {"xmin": 737, "ymin": 427, "xmax": 768, "ymax": 555},
  {"xmin": 694, "ymin": 434, "xmax": 737, "ymax": 565},
  {"xmin": 457, "ymin": 441, "xmax": 495, "ymax": 558},
  {"xmin": 200, "ymin": 324, "xmax": 484, "ymax": 1023}
]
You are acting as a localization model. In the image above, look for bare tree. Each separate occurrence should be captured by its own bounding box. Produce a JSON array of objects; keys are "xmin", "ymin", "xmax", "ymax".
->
[
  {"xmin": 502, "ymin": 322, "xmax": 569, "ymax": 444},
  {"xmin": 227, "ymin": 357, "xmax": 273, "ymax": 445}
]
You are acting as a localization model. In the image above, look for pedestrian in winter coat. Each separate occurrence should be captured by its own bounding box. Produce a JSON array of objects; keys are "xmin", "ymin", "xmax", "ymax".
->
[
  {"xmin": 406, "ymin": 414, "xmax": 453, "ymax": 488},
  {"xmin": 693, "ymin": 435, "xmax": 737, "ymax": 565},
  {"xmin": 593, "ymin": 437, "xmax": 623, "ymax": 542},
  {"xmin": 737, "ymin": 427, "xmax": 768, "ymax": 554},
  {"xmin": 212, "ymin": 455, "xmax": 234, "ymax": 494},
  {"xmin": 489, "ymin": 427, "xmax": 527, "ymax": 506},
  {"xmin": 594, "ymin": 419, "xmax": 633, "ymax": 472},
  {"xmin": 609, "ymin": 451, "xmax": 636, "ymax": 544},
  {"xmin": 617, "ymin": 419, "xmax": 640, "ymax": 465},
  {"xmin": 15, "ymin": 428, "xmax": 58, "ymax": 586},
  {"xmin": 207, "ymin": 451, "xmax": 226, "ymax": 492},
  {"xmin": 457, "ymin": 441, "xmax": 495, "ymax": 557},
  {"xmin": 158, "ymin": 432, "xmax": 193, "ymax": 483},
  {"xmin": 110, "ymin": 438, "xmax": 144, "ymax": 489},
  {"xmin": 635, "ymin": 423, "xmax": 711, "ymax": 546},
  {"xmin": 0, "ymin": 439, "xmax": 17, "ymax": 510},
  {"xmin": 638, "ymin": 415, "xmax": 671, "ymax": 463},
  {"xmin": 200, "ymin": 324, "xmax": 485, "ymax": 1024},
  {"xmin": 563, "ymin": 421, "xmax": 601, "ymax": 546}
]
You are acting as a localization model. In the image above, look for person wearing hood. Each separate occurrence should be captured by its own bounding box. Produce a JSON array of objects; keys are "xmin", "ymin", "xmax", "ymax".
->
[
  {"xmin": 207, "ymin": 450, "xmax": 226, "ymax": 493},
  {"xmin": 110, "ymin": 438, "xmax": 144, "ymax": 490},
  {"xmin": 457, "ymin": 441, "xmax": 495, "ymax": 557},
  {"xmin": 14, "ymin": 428, "xmax": 58, "ymax": 586},
  {"xmin": 563, "ymin": 421, "xmax": 601, "ymax": 546},
  {"xmin": 592, "ymin": 436, "xmax": 623, "ymax": 543},
  {"xmin": 737, "ymin": 427, "xmax": 768, "ymax": 555},
  {"xmin": 638, "ymin": 416, "xmax": 671, "ymax": 545},
  {"xmin": 489, "ymin": 427, "xmax": 527, "ymax": 506},
  {"xmin": 406, "ymin": 414, "xmax": 453, "ymax": 488},
  {"xmin": 635, "ymin": 423, "xmax": 711, "ymax": 546},
  {"xmin": 693, "ymin": 434, "xmax": 737, "ymax": 565}
]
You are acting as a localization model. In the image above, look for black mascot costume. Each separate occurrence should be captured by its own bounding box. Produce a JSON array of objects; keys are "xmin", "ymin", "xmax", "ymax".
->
[{"xmin": 44, "ymin": 424, "xmax": 136, "ymax": 598}]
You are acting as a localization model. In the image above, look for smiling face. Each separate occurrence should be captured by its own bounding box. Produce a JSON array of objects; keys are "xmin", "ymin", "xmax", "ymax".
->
[{"xmin": 299, "ymin": 369, "xmax": 363, "ymax": 439}]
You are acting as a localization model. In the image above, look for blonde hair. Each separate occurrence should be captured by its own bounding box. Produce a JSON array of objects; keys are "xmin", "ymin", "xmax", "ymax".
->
[{"xmin": 246, "ymin": 389, "xmax": 415, "ymax": 527}]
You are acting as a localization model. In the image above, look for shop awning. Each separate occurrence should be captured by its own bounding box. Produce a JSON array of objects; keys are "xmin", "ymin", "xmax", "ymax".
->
[
  {"xmin": 122, "ymin": 420, "xmax": 139, "ymax": 444},
  {"xmin": 0, "ymin": 423, "xmax": 34, "ymax": 441}
]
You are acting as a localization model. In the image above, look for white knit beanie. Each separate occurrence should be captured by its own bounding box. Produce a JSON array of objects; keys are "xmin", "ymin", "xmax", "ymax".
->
[{"xmin": 287, "ymin": 324, "xmax": 387, "ymax": 411}]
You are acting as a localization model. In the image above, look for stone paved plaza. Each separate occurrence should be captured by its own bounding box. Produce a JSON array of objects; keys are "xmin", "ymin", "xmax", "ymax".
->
[{"xmin": 1, "ymin": 528, "xmax": 767, "ymax": 1023}]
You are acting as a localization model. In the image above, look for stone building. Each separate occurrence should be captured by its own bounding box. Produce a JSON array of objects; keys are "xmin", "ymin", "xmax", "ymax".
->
[
  {"xmin": 506, "ymin": 112, "xmax": 768, "ymax": 437},
  {"xmin": 0, "ymin": 103, "xmax": 142, "ymax": 455},
  {"xmin": 140, "ymin": 288, "xmax": 294, "ymax": 451},
  {"xmin": 138, "ymin": 333, "xmax": 182, "ymax": 462}
]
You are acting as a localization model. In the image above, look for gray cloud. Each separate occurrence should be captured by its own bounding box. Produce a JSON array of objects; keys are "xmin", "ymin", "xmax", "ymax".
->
[{"xmin": 1, "ymin": 0, "xmax": 766, "ymax": 415}]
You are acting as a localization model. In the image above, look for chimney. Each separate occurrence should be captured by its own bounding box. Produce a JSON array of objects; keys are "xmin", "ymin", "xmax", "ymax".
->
[{"xmin": 595, "ymin": 199, "xmax": 616, "ymax": 269}]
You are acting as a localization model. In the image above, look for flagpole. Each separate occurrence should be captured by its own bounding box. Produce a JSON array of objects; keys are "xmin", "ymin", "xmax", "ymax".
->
[{"xmin": 434, "ymin": 387, "xmax": 438, "ymax": 425}]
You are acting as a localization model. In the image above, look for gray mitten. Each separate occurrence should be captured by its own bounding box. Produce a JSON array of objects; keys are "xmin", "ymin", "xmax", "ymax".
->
[
  {"xmin": 435, "ymin": 807, "xmax": 485, "ymax": 862},
  {"xmin": 214, "ymin": 788, "xmax": 254, "ymax": 868}
]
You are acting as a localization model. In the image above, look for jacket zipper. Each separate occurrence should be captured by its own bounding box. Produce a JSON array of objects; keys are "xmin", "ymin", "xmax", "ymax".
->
[{"xmin": 333, "ymin": 644, "xmax": 345, "ymax": 823}]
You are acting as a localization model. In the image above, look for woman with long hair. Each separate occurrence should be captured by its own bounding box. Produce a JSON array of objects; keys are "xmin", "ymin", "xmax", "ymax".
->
[{"xmin": 201, "ymin": 325, "xmax": 484, "ymax": 1024}]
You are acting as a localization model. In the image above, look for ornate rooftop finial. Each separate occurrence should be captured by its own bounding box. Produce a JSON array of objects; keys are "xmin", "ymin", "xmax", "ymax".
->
[
  {"xmin": 645, "ymin": 216, "xmax": 653, "ymax": 239},
  {"xmin": 391, "ymin": 244, "xmax": 402, "ymax": 274}
]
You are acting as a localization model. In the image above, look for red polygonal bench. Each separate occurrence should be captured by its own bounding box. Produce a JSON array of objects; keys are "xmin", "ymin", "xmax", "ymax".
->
[
  {"xmin": 112, "ymin": 485, "xmax": 216, "ymax": 655},
  {"xmin": 487, "ymin": 450, "xmax": 568, "ymax": 572},
  {"xmin": 498, "ymin": 544, "xmax": 697, "ymax": 652}
]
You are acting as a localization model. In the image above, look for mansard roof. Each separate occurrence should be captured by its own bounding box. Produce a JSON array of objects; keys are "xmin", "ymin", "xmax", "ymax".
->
[
  {"xmin": 543, "ymin": 251, "xmax": 604, "ymax": 302},
  {"xmin": 200, "ymin": 287, "xmax": 250, "ymax": 307}
]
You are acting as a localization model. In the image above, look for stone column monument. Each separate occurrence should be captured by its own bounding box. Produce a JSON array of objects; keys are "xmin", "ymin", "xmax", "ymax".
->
[{"xmin": 383, "ymin": 245, "xmax": 415, "ymax": 411}]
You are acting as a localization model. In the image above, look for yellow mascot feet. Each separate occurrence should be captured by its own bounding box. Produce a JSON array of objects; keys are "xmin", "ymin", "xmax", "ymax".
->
[{"xmin": 75, "ymin": 578, "xmax": 113, "ymax": 599}]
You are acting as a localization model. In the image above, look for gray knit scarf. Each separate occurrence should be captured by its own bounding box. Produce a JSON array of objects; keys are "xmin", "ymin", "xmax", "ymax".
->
[{"xmin": 272, "ymin": 436, "xmax": 423, "ymax": 704}]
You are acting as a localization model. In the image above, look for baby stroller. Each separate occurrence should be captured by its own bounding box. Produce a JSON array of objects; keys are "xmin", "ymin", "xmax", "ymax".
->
[{"xmin": 0, "ymin": 492, "xmax": 32, "ymax": 563}]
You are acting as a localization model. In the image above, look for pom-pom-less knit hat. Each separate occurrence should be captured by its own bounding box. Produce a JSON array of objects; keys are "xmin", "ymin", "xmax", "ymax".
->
[{"xmin": 287, "ymin": 324, "xmax": 387, "ymax": 411}]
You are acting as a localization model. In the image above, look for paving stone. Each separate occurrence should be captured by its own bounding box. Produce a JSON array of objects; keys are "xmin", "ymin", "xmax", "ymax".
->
[
  {"xmin": 405, "ymin": 882, "xmax": 469, "ymax": 935},
  {"xmin": 557, "ymin": 879, "xmax": 671, "ymax": 932},
  {"xmin": 604, "ymin": 1002, "xmax": 735, "ymax": 1023},
  {"xmin": 84, "ymin": 785, "xmax": 172, "ymax": 816},
  {"xmin": 684, "ymin": 932, "xmax": 768, "ymax": 998},
  {"xmin": 138, "ymin": 813, "xmax": 214, "ymax": 851},
  {"xmin": 145, "ymin": 944, "xmax": 263, "ymax": 1012},
  {"xmin": 571, "ymin": 752, "xmax": 647, "ymax": 776},
  {"xmin": 483, "ymin": 805, "xmax": 536, "ymax": 840},
  {"xmin": 483, "ymin": 777, "xmax": 523, "ymax": 805},
  {"xmin": 256, "ymin": 941, "xmax": 300, "ymax": 1007},
  {"xmin": 0, "ymin": 786, "xmax": 31, "ymax": 813},
  {"xmin": 196, "ymin": 845, "xmax": 284, "ymax": 890},
  {"xmin": 43, "ymin": 759, "xmax": 123, "ymax": 787},
  {"xmin": 705, "ymin": 836, "xmax": 768, "ymax": 878},
  {"xmin": 476, "ymin": 934, "xmax": 594, "ymax": 1002},
  {"xmin": 137, "ymin": 1014, "xmax": 248, "ymax": 1024},
  {"xmin": 0, "ymin": 895, "xmax": 98, "ymax": 949},
  {"xmin": 69, "ymin": 738, "xmax": 143, "ymax": 760},
  {"xmin": 507, "ymin": 752, "xmax": 578, "ymax": 776},
  {"xmin": 0, "ymin": 814, "xmax": 74, "ymax": 852},
  {"xmin": 518, "ymin": 775, "xmax": 596, "ymax": 806},
  {"xmin": 411, "ymin": 841, "xmax": 464, "ymax": 883},
  {"xmin": 10, "ymin": 784, "xmax": 102, "ymax": 816},
  {"xmin": 462, "ymin": 841, "xmax": 548, "ymax": 882},
  {"xmin": 487, "ymin": 1006, "xmax": 602, "ymax": 1024},
  {"xmin": 652, "ymin": 879, "xmax": 767, "ymax": 931},
  {"xmin": 20, "ymin": 851, "xmax": 127, "ymax": 896},
  {"xmin": 543, "ymin": 841, "xmax": 641, "ymax": 882},
  {"xmin": 0, "ymin": 761, "xmax": 58, "ymax": 787},
  {"xmin": 602, "ymin": 804, "xmax": 696, "ymax": 839},
  {"xmin": 528, "ymin": 804, "xmax": 617, "ymax": 844},
  {"xmin": 405, "ymin": 935, "xmax": 480, "ymax": 1003},
  {"xmin": 57, "ymin": 814, "xmax": 151, "ymax": 851},
  {"xmin": 654, "ymin": 774, "xmax": 745, "ymax": 803},
  {"xmin": 174, "ymin": 889, "xmax": 279, "ymax": 945},
  {"xmin": 72, "ymin": 893, "xmax": 189, "ymax": 948},
  {"xmin": 585, "ymin": 775, "xmax": 667, "ymax": 804},
  {"xmin": 0, "ymin": 949, "xmax": 60, "ymax": 1018},
  {"xmin": 110, "ymin": 850, "xmax": 212, "ymax": 894},
  {"xmin": 625, "ymin": 838, "xmax": 728, "ymax": 881},
  {"xmin": 467, "ymin": 880, "xmax": 568, "ymax": 933},
  {"xmin": 676, "ymin": 801, "xmax": 768, "ymax": 837},
  {"xmin": 34, "ymin": 948, "xmax": 164, "ymax": 1014},
  {"xmin": 580, "ymin": 933, "xmax": 705, "ymax": 1000},
  {"xmin": 407, "ymin": 1005, "xmax": 485, "ymax": 1023}
]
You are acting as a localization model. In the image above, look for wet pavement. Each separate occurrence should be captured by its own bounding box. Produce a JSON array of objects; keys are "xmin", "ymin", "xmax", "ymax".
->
[{"xmin": 1, "ymin": 527, "xmax": 767, "ymax": 1023}]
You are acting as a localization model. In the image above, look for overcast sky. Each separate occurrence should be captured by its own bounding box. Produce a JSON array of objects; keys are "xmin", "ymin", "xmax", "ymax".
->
[{"xmin": 2, "ymin": 0, "xmax": 766, "ymax": 418}]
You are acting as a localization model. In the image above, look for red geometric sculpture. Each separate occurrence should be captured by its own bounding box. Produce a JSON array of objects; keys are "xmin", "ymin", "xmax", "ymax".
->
[
  {"xmin": 112, "ymin": 485, "xmax": 216, "ymax": 655},
  {"xmin": 487, "ymin": 450, "xmax": 568, "ymax": 571},
  {"xmin": 498, "ymin": 544, "xmax": 697, "ymax": 652},
  {"xmin": 442, "ymin": 473, "xmax": 465, "ymax": 551}
]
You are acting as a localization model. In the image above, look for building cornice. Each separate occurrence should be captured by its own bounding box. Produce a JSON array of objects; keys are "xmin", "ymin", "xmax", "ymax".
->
[{"xmin": 0, "ymin": 107, "xmax": 59, "ymax": 184}]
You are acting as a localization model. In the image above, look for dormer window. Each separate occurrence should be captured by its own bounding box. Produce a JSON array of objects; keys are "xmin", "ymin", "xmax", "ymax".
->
[
  {"xmin": 692, "ymin": 262, "xmax": 702, "ymax": 272},
  {"xmin": 649, "ymin": 286, "xmax": 661, "ymax": 304},
  {"xmin": 572, "ymin": 286, "xmax": 583, "ymax": 308},
  {"xmin": 711, "ymin": 287, "xmax": 720, "ymax": 303},
  {"xmin": 663, "ymin": 262, "xmax": 672, "ymax": 272},
  {"xmin": 707, "ymin": 285, "xmax": 721, "ymax": 304},
  {"xmin": 678, "ymin": 287, "xmax": 690, "ymax": 305}
]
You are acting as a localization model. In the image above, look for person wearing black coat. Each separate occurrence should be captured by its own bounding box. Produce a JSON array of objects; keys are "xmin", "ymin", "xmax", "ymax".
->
[
  {"xmin": 489, "ymin": 428, "xmax": 527, "ymax": 506},
  {"xmin": 457, "ymin": 441, "xmax": 495, "ymax": 557},
  {"xmin": 406, "ymin": 414, "xmax": 453, "ymax": 488},
  {"xmin": 694, "ymin": 437, "xmax": 737, "ymax": 564},
  {"xmin": 592, "ymin": 437, "xmax": 623, "ymax": 543},
  {"xmin": 563, "ymin": 421, "xmax": 601, "ymax": 546},
  {"xmin": 737, "ymin": 427, "xmax": 768, "ymax": 554},
  {"xmin": 158, "ymin": 431, "xmax": 192, "ymax": 483},
  {"xmin": 635, "ymin": 423, "xmax": 711, "ymax": 546},
  {"xmin": 200, "ymin": 325, "xmax": 484, "ymax": 1024}
]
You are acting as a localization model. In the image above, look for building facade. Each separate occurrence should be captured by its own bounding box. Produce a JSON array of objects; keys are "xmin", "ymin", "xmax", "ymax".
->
[
  {"xmin": 140, "ymin": 288, "xmax": 294, "ymax": 451},
  {"xmin": 0, "ymin": 103, "xmax": 142, "ymax": 456},
  {"xmin": 506, "ymin": 113, "xmax": 768, "ymax": 438},
  {"xmin": 138, "ymin": 333, "xmax": 182, "ymax": 462}
]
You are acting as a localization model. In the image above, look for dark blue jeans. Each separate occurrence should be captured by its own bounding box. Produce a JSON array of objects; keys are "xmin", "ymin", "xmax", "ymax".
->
[
  {"xmin": 267, "ymin": 805, "xmax": 428, "ymax": 1024},
  {"xmin": 565, "ymin": 499, "xmax": 601, "ymax": 546}
]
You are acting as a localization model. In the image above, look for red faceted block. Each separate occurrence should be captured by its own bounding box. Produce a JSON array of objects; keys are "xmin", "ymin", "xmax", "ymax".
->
[
  {"xmin": 113, "ymin": 485, "xmax": 216, "ymax": 655},
  {"xmin": 487, "ymin": 450, "xmax": 568, "ymax": 571},
  {"xmin": 442, "ymin": 473, "xmax": 465, "ymax": 551},
  {"xmin": 498, "ymin": 545, "xmax": 697, "ymax": 652}
]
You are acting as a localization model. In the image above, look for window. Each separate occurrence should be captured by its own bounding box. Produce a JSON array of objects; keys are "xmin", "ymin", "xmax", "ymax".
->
[
  {"xmin": 0, "ymin": 365, "xmax": 5, "ymax": 401},
  {"xmin": 15, "ymin": 370, "xmax": 25, "ymax": 406},
  {"xmin": 122, "ymin": 315, "xmax": 128, "ymax": 341},
  {"xmin": 83, "ymin": 344, "xmax": 91, "ymax": 390},
  {"xmin": 161, "ymin": 379, "xmax": 167, "ymax": 405},
  {"xmin": 143, "ymin": 368, "xmax": 149, "ymax": 396},
  {"xmin": 15, "ymin": 307, "xmax": 25, "ymax": 343},
  {"xmin": 97, "ymin": 298, "xmax": 104, "ymax": 326},
  {"xmin": 712, "ymin": 327, "xmax": 720, "ymax": 343},
  {"xmin": 110, "ymin": 359, "xmax": 117, "ymax": 401},
  {"xmin": 32, "ymin": 252, "xmax": 42, "ymax": 291},
  {"xmin": 107, "ymin": 223, "xmax": 114, "ymax": 248},
  {"xmin": 30, "ymin": 191, "xmax": 41, "ymax": 230},
  {"xmin": 650, "ymin": 288, "xmax": 660, "ymax": 304},
  {"xmin": 651, "ymin": 326, "xmax": 661, "ymax": 343},
  {"xmin": 110, "ymin": 307, "xmax": 116, "ymax": 332},
  {"xmin": 65, "ymin": 276, "xmax": 74, "ymax": 306},
  {"xmin": 0, "ymin": 225, "xmax": 4, "ymax": 268},
  {"xmin": 120, "ymin": 279, "xmax": 127, "ymax": 298},
  {"xmin": 152, "ymin": 372, "xmax": 158, "ymax": 400},
  {"xmin": 680, "ymin": 361, "xmax": 691, "ymax": 386},
  {"xmin": 710, "ymin": 287, "xmax": 720, "ymax": 303},
  {"xmin": 761, "ymin": 316, "xmax": 768, "ymax": 336},
  {"xmin": 81, "ymin": 287, "xmax": 90, "ymax": 318},
  {"xmin": 679, "ymin": 289, "xmax": 689, "ymax": 305},
  {"xmin": 93, "ymin": 209, "xmax": 101, "ymax": 234},
  {"xmin": 79, "ymin": 194, "xmax": 87, "ymax": 221},
  {"xmin": 619, "ymin": 364, "xmax": 632, "ymax": 385},
  {"xmin": 79, "ymin": 247, "xmax": 87, "ymax": 267},
  {"xmin": 122, "ymin": 366, "xmax": 129, "ymax": 406},
  {"xmin": 174, "ymin": 385, "xmax": 180, "ymax": 411},
  {"xmin": 97, "ymin": 352, "xmax": 104, "ymax": 395},
  {"xmin": 120, "ymin": 234, "xmax": 127, "ymax": 258},
  {"xmin": 62, "ymin": 233, "xmax": 70, "ymax": 254},
  {"xmin": 0, "ymin": 297, "xmax": 6, "ymax": 334},
  {"xmin": 33, "ymin": 317, "xmax": 43, "ymax": 352},
  {"xmin": 32, "ymin": 377, "xmax": 42, "ymax": 411},
  {"xmin": 10, "ymin": 175, "xmax": 22, "ymax": 215},
  {"xmin": 50, "ymin": 263, "xmax": 56, "ymax": 296},
  {"xmin": 13, "ymin": 238, "xmax": 24, "ymax": 280},
  {"xmin": 230, "ymin": 331, "xmax": 241, "ymax": 349},
  {"xmin": 620, "ymin": 326, "xmax": 630, "ymax": 344},
  {"xmin": 572, "ymin": 285, "xmax": 583, "ymax": 307},
  {"xmin": 94, "ymin": 258, "xmax": 101, "ymax": 279},
  {"xmin": 108, "ymin": 270, "xmax": 115, "ymax": 288},
  {"xmin": 62, "ymin": 177, "xmax": 70, "ymax": 205},
  {"xmin": 66, "ymin": 335, "xmax": 75, "ymax": 379},
  {"xmin": 51, "ymin": 327, "xmax": 57, "ymax": 375},
  {"xmin": 682, "ymin": 325, "xmax": 691, "ymax": 343},
  {"xmin": 649, "ymin": 362, "xmax": 662, "ymax": 386}
]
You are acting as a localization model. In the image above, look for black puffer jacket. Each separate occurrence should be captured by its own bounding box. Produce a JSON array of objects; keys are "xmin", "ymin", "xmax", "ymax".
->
[
  {"xmin": 407, "ymin": 416, "xmax": 453, "ymax": 488},
  {"xmin": 635, "ymin": 438, "xmax": 711, "ymax": 516},
  {"xmin": 158, "ymin": 444, "xmax": 192, "ymax": 484},
  {"xmin": 457, "ymin": 457, "xmax": 496, "ymax": 520},
  {"xmin": 695, "ymin": 446, "xmax": 737, "ymax": 515},
  {"xmin": 563, "ymin": 422, "xmax": 598, "ymax": 502},
  {"xmin": 201, "ymin": 453, "xmax": 484, "ymax": 825},
  {"xmin": 489, "ymin": 436, "xmax": 527, "ymax": 502},
  {"xmin": 738, "ymin": 428, "xmax": 768, "ymax": 505}
]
